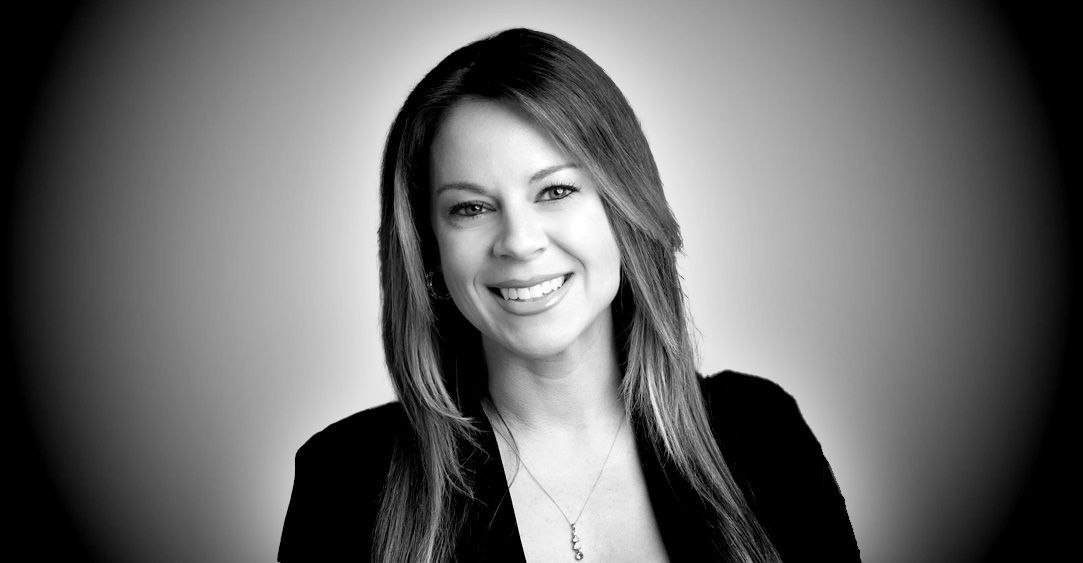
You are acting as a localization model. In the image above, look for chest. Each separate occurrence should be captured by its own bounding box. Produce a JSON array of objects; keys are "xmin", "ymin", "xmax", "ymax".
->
[{"xmin": 501, "ymin": 433, "xmax": 669, "ymax": 563}]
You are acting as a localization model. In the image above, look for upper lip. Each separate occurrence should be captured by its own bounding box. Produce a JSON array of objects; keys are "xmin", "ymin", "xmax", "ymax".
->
[{"xmin": 488, "ymin": 273, "xmax": 570, "ymax": 289}]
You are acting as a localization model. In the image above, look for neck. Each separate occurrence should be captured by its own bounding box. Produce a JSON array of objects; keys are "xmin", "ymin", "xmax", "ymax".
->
[{"xmin": 483, "ymin": 319, "xmax": 624, "ymax": 436}]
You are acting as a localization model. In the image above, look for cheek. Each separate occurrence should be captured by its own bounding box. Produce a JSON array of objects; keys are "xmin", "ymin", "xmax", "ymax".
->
[
  {"xmin": 439, "ymin": 245, "xmax": 475, "ymax": 287},
  {"xmin": 436, "ymin": 232, "xmax": 486, "ymax": 304},
  {"xmin": 579, "ymin": 215, "xmax": 623, "ymax": 296}
]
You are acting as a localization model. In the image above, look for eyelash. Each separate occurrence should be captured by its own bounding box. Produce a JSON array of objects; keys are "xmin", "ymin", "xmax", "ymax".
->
[
  {"xmin": 539, "ymin": 183, "xmax": 580, "ymax": 201},
  {"xmin": 447, "ymin": 183, "xmax": 580, "ymax": 218},
  {"xmin": 447, "ymin": 201, "xmax": 492, "ymax": 218}
]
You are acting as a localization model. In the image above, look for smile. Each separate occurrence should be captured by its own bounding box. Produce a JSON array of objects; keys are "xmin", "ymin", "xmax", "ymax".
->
[{"xmin": 493, "ymin": 274, "xmax": 568, "ymax": 301}]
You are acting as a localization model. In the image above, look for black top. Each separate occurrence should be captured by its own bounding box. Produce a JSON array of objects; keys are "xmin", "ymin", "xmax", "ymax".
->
[{"xmin": 278, "ymin": 371, "xmax": 861, "ymax": 561}]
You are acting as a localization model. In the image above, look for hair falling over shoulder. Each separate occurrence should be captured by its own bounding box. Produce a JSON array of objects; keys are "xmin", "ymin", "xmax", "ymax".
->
[{"xmin": 375, "ymin": 27, "xmax": 781, "ymax": 562}]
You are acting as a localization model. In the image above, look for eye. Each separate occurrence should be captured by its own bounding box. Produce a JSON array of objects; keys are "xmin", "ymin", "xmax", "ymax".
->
[
  {"xmin": 538, "ymin": 184, "xmax": 579, "ymax": 201},
  {"xmin": 448, "ymin": 201, "xmax": 493, "ymax": 218}
]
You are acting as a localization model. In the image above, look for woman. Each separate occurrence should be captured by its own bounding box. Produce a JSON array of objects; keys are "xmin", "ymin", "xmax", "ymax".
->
[{"xmin": 279, "ymin": 28, "xmax": 859, "ymax": 562}]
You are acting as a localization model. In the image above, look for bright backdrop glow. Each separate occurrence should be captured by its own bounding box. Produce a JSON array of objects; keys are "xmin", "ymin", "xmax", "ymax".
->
[{"xmin": 10, "ymin": 1, "xmax": 1065, "ymax": 562}]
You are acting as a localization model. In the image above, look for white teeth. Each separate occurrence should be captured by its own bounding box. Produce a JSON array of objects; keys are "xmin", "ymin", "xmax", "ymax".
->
[{"xmin": 498, "ymin": 275, "xmax": 567, "ymax": 301}]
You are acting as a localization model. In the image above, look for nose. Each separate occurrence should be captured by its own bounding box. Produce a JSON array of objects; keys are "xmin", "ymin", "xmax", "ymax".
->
[{"xmin": 493, "ymin": 204, "xmax": 547, "ymax": 260}]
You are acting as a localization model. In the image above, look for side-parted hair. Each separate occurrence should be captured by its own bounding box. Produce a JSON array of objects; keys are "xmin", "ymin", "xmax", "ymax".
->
[{"xmin": 377, "ymin": 28, "xmax": 780, "ymax": 562}]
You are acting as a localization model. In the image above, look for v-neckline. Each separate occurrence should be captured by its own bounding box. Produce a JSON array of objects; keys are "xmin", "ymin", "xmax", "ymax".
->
[{"xmin": 459, "ymin": 410, "xmax": 717, "ymax": 561}]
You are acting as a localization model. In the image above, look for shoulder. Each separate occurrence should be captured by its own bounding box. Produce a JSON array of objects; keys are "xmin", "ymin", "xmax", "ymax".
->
[
  {"xmin": 696, "ymin": 369, "xmax": 819, "ymax": 472},
  {"xmin": 278, "ymin": 402, "xmax": 410, "ymax": 562},
  {"xmin": 695, "ymin": 369, "xmax": 819, "ymax": 475},
  {"xmin": 698, "ymin": 370, "xmax": 862, "ymax": 561},
  {"xmin": 698, "ymin": 369, "xmax": 792, "ymax": 403},
  {"xmin": 698, "ymin": 370, "xmax": 800, "ymax": 429},
  {"xmin": 696, "ymin": 370, "xmax": 813, "ymax": 467},
  {"xmin": 296, "ymin": 401, "xmax": 409, "ymax": 469}
]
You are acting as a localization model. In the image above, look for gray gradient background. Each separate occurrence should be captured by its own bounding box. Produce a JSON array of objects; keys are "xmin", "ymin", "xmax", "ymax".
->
[{"xmin": 9, "ymin": 1, "xmax": 1066, "ymax": 561}]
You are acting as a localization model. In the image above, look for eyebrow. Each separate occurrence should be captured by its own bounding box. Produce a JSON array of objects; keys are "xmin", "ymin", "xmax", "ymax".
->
[
  {"xmin": 433, "ymin": 163, "xmax": 579, "ymax": 196},
  {"xmin": 530, "ymin": 163, "xmax": 578, "ymax": 183}
]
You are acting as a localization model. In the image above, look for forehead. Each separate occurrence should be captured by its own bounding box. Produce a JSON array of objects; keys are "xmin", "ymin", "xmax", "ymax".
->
[{"xmin": 429, "ymin": 99, "xmax": 570, "ymax": 185}]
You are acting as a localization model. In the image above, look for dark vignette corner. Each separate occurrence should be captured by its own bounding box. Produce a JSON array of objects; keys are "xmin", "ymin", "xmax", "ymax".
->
[
  {"xmin": 978, "ymin": 1, "xmax": 1079, "ymax": 561},
  {"xmin": 4, "ymin": 1, "xmax": 99, "ymax": 560}
]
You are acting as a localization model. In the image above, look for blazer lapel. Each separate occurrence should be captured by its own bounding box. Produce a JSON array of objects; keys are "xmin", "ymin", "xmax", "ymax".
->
[
  {"xmin": 456, "ymin": 410, "xmax": 528, "ymax": 562},
  {"xmin": 633, "ymin": 419, "xmax": 721, "ymax": 560}
]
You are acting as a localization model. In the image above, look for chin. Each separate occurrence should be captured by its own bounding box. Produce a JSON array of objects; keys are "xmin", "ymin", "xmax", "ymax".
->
[{"xmin": 492, "ymin": 333, "xmax": 575, "ymax": 361}]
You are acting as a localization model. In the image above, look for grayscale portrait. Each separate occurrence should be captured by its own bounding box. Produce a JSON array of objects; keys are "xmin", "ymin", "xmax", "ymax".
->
[{"xmin": 7, "ymin": 2, "xmax": 1073, "ymax": 562}]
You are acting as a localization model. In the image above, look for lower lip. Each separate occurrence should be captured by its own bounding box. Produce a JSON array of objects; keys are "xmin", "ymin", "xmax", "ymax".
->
[{"xmin": 490, "ymin": 275, "xmax": 572, "ymax": 315}]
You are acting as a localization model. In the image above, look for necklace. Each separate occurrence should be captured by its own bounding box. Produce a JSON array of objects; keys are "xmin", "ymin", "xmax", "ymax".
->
[{"xmin": 491, "ymin": 404, "xmax": 625, "ymax": 561}]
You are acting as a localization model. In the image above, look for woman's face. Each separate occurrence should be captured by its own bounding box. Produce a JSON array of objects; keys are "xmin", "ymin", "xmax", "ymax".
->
[{"xmin": 429, "ymin": 98, "xmax": 622, "ymax": 361}]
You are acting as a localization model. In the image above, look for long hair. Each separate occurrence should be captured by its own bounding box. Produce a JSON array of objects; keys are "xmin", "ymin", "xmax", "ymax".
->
[{"xmin": 376, "ymin": 28, "xmax": 780, "ymax": 562}]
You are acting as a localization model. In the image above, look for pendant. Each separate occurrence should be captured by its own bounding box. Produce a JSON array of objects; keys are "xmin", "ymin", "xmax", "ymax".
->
[{"xmin": 570, "ymin": 523, "xmax": 583, "ymax": 560}]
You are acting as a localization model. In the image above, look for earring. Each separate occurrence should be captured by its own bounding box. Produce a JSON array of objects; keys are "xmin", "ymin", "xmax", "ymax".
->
[{"xmin": 426, "ymin": 270, "xmax": 451, "ymax": 300}]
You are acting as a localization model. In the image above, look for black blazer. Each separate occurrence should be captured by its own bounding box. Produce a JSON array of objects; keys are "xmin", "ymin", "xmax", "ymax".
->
[{"xmin": 278, "ymin": 371, "xmax": 861, "ymax": 561}]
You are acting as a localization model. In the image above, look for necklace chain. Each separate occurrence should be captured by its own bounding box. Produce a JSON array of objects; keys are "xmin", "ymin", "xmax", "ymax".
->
[{"xmin": 491, "ymin": 404, "xmax": 625, "ymax": 561}]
